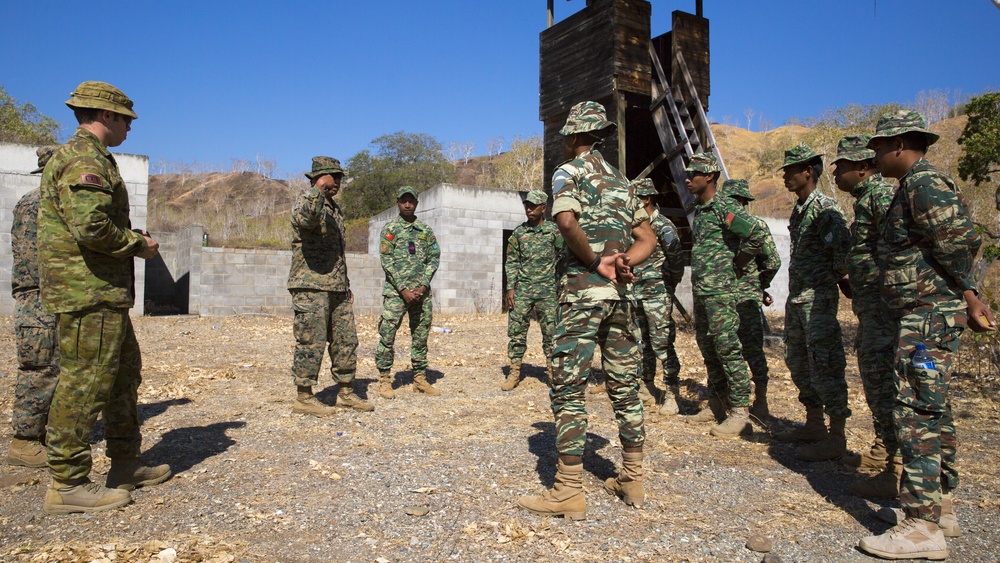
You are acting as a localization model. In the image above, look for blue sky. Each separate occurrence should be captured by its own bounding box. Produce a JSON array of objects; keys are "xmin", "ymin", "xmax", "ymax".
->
[{"xmin": 2, "ymin": 0, "xmax": 998, "ymax": 178}]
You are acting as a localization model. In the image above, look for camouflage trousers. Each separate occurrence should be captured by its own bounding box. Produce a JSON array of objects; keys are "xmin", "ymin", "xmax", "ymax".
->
[
  {"xmin": 507, "ymin": 293, "xmax": 556, "ymax": 362},
  {"xmin": 894, "ymin": 300, "xmax": 965, "ymax": 524},
  {"xmin": 784, "ymin": 297, "xmax": 850, "ymax": 419},
  {"xmin": 693, "ymin": 294, "xmax": 751, "ymax": 407},
  {"xmin": 290, "ymin": 290, "xmax": 358, "ymax": 387},
  {"xmin": 47, "ymin": 308, "xmax": 142, "ymax": 484},
  {"xmin": 550, "ymin": 300, "xmax": 644, "ymax": 456},
  {"xmin": 633, "ymin": 294, "xmax": 681, "ymax": 386},
  {"xmin": 12, "ymin": 290, "xmax": 59, "ymax": 440},
  {"xmin": 854, "ymin": 295, "xmax": 898, "ymax": 457},
  {"xmin": 735, "ymin": 297, "xmax": 768, "ymax": 387},
  {"xmin": 376, "ymin": 292, "xmax": 432, "ymax": 373}
]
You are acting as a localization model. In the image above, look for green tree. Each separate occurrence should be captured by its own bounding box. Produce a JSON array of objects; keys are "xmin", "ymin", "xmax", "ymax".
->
[
  {"xmin": 479, "ymin": 135, "xmax": 543, "ymax": 191},
  {"xmin": 0, "ymin": 86, "xmax": 60, "ymax": 144},
  {"xmin": 957, "ymin": 92, "xmax": 1000, "ymax": 187},
  {"xmin": 339, "ymin": 131, "xmax": 454, "ymax": 220}
]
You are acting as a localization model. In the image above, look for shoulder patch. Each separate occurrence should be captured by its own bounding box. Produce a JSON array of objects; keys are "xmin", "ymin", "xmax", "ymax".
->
[
  {"xmin": 384, "ymin": 232, "xmax": 394, "ymax": 241},
  {"xmin": 79, "ymin": 173, "xmax": 103, "ymax": 187},
  {"xmin": 725, "ymin": 212, "xmax": 736, "ymax": 227}
]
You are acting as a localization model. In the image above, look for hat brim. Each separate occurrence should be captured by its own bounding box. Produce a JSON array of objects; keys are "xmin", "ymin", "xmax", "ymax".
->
[
  {"xmin": 559, "ymin": 122, "xmax": 617, "ymax": 137},
  {"xmin": 305, "ymin": 168, "xmax": 344, "ymax": 180},
  {"xmin": 867, "ymin": 130, "xmax": 940, "ymax": 148},
  {"xmin": 30, "ymin": 166, "xmax": 44, "ymax": 174}
]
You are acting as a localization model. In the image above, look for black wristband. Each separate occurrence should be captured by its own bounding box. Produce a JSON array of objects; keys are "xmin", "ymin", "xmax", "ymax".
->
[{"xmin": 588, "ymin": 255, "xmax": 601, "ymax": 272}]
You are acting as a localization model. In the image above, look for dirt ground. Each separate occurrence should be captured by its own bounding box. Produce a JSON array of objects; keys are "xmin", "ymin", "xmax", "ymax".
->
[{"xmin": 1, "ymin": 311, "xmax": 999, "ymax": 562}]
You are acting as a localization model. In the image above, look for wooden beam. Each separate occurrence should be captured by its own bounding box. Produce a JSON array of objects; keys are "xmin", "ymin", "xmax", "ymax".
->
[{"xmin": 547, "ymin": 0, "xmax": 554, "ymax": 27}]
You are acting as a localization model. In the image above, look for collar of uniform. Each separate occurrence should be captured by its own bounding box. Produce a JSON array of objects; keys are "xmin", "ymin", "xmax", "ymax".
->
[
  {"xmin": 795, "ymin": 189, "xmax": 823, "ymax": 212},
  {"xmin": 901, "ymin": 157, "xmax": 934, "ymax": 186},
  {"xmin": 850, "ymin": 173, "xmax": 886, "ymax": 199},
  {"xmin": 74, "ymin": 126, "xmax": 113, "ymax": 160},
  {"xmin": 648, "ymin": 207, "xmax": 661, "ymax": 221}
]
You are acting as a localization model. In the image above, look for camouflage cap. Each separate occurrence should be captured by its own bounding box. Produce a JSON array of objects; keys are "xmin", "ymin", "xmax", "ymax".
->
[
  {"xmin": 524, "ymin": 189, "xmax": 548, "ymax": 205},
  {"xmin": 684, "ymin": 152, "xmax": 721, "ymax": 174},
  {"xmin": 65, "ymin": 81, "xmax": 137, "ymax": 119},
  {"xmin": 304, "ymin": 156, "xmax": 344, "ymax": 180},
  {"xmin": 559, "ymin": 101, "xmax": 616, "ymax": 137},
  {"xmin": 31, "ymin": 145, "xmax": 58, "ymax": 174},
  {"xmin": 721, "ymin": 178, "xmax": 754, "ymax": 201},
  {"xmin": 631, "ymin": 178, "xmax": 657, "ymax": 197},
  {"xmin": 779, "ymin": 142, "xmax": 824, "ymax": 170},
  {"xmin": 831, "ymin": 134, "xmax": 875, "ymax": 163},
  {"xmin": 396, "ymin": 185, "xmax": 419, "ymax": 200},
  {"xmin": 867, "ymin": 109, "xmax": 939, "ymax": 147}
]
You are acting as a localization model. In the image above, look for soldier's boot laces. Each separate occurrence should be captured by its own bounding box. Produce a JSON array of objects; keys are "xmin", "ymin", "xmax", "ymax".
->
[
  {"xmin": 775, "ymin": 405, "xmax": 827, "ymax": 443},
  {"xmin": 797, "ymin": 416, "xmax": 847, "ymax": 461},
  {"xmin": 501, "ymin": 362, "xmax": 521, "ymax": 392},
  {"xmin": 749, "ymin": 383, "xmax": 770, "ymax": 421},
  {"xmin": 878, "ymin": 492, "xmax": 961, "ymax": 538},
  {"xmin": 851, "ymin": 455, "xmax": 902, "ymax": 499},
  {"xmin": 378, "ymin": 371, "xmax": 395, "ymax": 399},
  {"xmin": 44, "ymin": 478, "xmax": 132, "ymax": 515},
  {"xmin": 685, "ymin": 395, "xmax": 726, "ymax": 424},
  {"xmin": 710, "ymin": 407, "xmax": 753, "ymax": 438},
  {"xmin": 658, "ymin": 385, "xmax": 681, "ymax": 416},
  {"xmin": 413, "ymin": 371, "xmax": 440, "ymax": 396},
  {"xmin": 7, "ymin": 437, "xmax": 47, "ymax": 468},
  {"xmin": 638, "ymin": 379, "xmax": 659, "ymax": 407},
  {"xmin": 604, "ymin": 450, "xmax": 644, "ymax": 507},
  {"xmin": 106, "ymin": 457, "xmax": 172, "ymax": 490},
  {"xmin": 518, "ymin": 460, "xmax": 586, "ymax": 520},
  {"xmin": 859, "ymin": 517, "xmax": 948, "ymax": 560},
  {"xmin": 337, "ymin": 382, "xmax": 374, "ymax": 412},
  {"xmin": 292, "ymin": 386, "xmax": 339, "ymax": 416}
]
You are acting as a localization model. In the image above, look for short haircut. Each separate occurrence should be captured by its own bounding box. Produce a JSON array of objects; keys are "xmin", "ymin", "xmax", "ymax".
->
[
  {"xmin": 810, "ymin": 161, "xmax": 823, "ymax": 182},
  {"xmin": 900, "ymin": 132, "xmax": 929, "ymax": 153},
  {"xmin": 73, "ymin": 107, "xmax": 101, "ymax": 124}
]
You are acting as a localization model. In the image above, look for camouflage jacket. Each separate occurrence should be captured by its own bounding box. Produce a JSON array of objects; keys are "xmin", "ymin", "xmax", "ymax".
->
[
  {"xmin": 631, "ymin": 208, "xmax": 684, "ymax": 299},
  {"xmin": 38, "ymin": 127, "xmax": 146, "ymax": 313},
  {"xmin": 11, "ymin": 188, "xmax": 42, "ymax": 296},
  {"xmin": 379, "ymin": 216, "xmax": 440, "ymax": 297},
  {"xmin": 287, "ymin": 186, "xmax": 349, "ymax": 292},
  {"xmin": 788, "ymin": 190, "xmax": 850, "ymax": 303},
  {"xmin": 691, "ymin": 194, "xmax": 764, "ymax": 297},
  {"xmin": 505, "ymin": 219, "xmax": 561, "ymax": 299},
  {"xmin": 847, "ymin": 174, "xmax": 895, "ymax": 311},
  {"xmin": 879, "ymin": 158, "xmax": 980, "ymax": 315},
  {"xmin": 735, "ymin": 215, "xmax": 781, "ymax": 302},
  {"xmin": 551, "ymin": 149, "xmax": 648, "ymax": 303}
]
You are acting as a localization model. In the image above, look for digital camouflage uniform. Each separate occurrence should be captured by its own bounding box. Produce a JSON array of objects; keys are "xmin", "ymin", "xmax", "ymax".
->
[
  {"xmin": 376, "ymin": 187, "xmax": 440, "ymax": 375},
  {"xmin": 288, "ymin": 157, "xmax": 358, "ymax": 388},
  {"xmin": 782, "ymin": 144, "xmax": 851, "ymax": 420},
  {"xmin": 505, "ymin": 190, "xmax": 561, "ymax": 363}
]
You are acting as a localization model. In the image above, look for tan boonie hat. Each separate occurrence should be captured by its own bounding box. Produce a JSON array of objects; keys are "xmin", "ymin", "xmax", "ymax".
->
[
  {"xmin": 305, "ymin": 156, "xmax": 344, "ymax": 180},
  {"xmin": 65, "ymin": 81, "xmax": 137, "ymax": 119},
  {"xmin": 631, "ymin": 178, "xmax": 657, "ymax": 197},
  {"xmin": 867, "ymin": 110, "xmax": 940, "ymax": 147},
  {"xmin": 396, "ymin": 186, "xmax": 419, "ymax": 200},
  {"xmin": 31, "ymin": 146, "xmax": 58, "ymax": 174},
  {"xmin": 779, "ymin": 142, "xmax": 824, "ymax": 170},
  {"xmin": 559, "ymin": 101, "xmax": 616, "ymax": 137},
  {"xmin": 721, "ymin": 179, "xmax": 754, "ymax": 201},
  {"xmin": 685, "ymin": 152, "xmax": 722, "ymax": 174},
  {"xmin": 524, "ymin": 190, "xmax": 547, "ymax": 205},
  {"xmin": 831, "ymin": 134, "xmax": 875, "ymax": 163}
]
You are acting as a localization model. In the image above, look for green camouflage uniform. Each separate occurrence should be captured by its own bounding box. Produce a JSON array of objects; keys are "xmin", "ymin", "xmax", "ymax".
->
[
  {"xmin": 376, "ymin": 194, "xmax": 440, "ymax": 374},
  {"xmin": 505, "ymin": 192, "xmax": 561, "ymax": 362},
  {"xmin": 288, "ymin": 157, "xmax": 358, "ymax": 388},
  {"xmin": 871, "ymin": 111, "xmax": 980, "ymax": 524},
  {"xmin": 782, "ymin": 144, "xmax": 851, "ymax": 420}
]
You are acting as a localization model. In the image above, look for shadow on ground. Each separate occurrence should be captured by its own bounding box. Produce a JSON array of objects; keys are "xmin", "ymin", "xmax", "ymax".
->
[{"xmin": 526, "ymin": 421, "xmax": 616, "ymax": 487}]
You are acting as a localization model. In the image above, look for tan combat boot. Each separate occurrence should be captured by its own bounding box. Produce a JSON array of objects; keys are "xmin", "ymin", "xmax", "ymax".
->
[
  {"xmin": 604, "ymin": 450, "xmax": 644, "ymax": 507},
  {"xmin": 710, "ymin": 407, "xmax": 752, "ymax": 438},
  {"xmin": 501, "ymin": 362, "xmax": 521, "ymax": 392},
  {"xmin": 685, "ymin": 395, "xmax": 726, "ymax": 424},
  {"xmin": 797, "ymin": 416, "xmax": 847, "ymax": 461},
  {"xmin": 749, "ymin": 382, "xmax": 770, "ymax": 421},
  {"xmin": 859, "ymin": 518, "xmax": 948, "ymax": 560},
  {"xmin": 518, "ymin": 460, "xmax": 586, "ymax": 520},
  {"xmin": 878, "ymin": 492, "xmax": 961, "ymax": 538},
  {"xmin": 658, "ymin": 385, "xmax": 681, "ymax": 416},
  {"xmin": 7, "ymin": 437, "xmax": 47, "ymax": 468},
  {"xmin": 292, "ymin": 386, "xmax": 338, "ymax": 416},
  {"xmin": 378, "ymin": 371, "xmax": 395, "ymax": 399},
  {"xmin": 851, "ymin": 455, "xmax": 902, "ymax": 499},
  {"xmin": 413, "ymin": 371, "xmax": 440, "ymax": 396},
  {"xmin": 106, "ymin": 457, "xmax": 173, "ymax": 490},
  {"xmin": 775, "ymin": 405, "xmax": 827, "ymax": 443},
  {"xmin": 337, "ymin": 382, "xmax": 374, "ymax": 412},
  {"xmin": 845, "ymin": 436, "xmax": 889, "ymax": 471},
  {"xmin": 44, "ymin": 478, "xmax": 132, "ymax": 515},
  {"xmin": 638, "ymin": 379, "xmax": 659, "ymax": 407}
]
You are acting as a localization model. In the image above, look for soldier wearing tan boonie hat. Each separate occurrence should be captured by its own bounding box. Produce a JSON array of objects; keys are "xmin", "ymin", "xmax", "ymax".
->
[{"xmin": 65, "ymin": 81, "xmax": 137, "ymax": 120}]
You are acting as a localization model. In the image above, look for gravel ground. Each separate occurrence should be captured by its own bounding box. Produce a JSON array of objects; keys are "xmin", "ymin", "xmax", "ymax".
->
[{"xmin": 1, "ymin": 312, "xmax": 998, "ymax": 562}]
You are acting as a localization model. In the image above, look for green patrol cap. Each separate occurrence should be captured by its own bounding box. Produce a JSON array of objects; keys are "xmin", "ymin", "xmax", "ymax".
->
[
  {"xmin": 721, "ymin": 178, "xmax": 754, "ymax": 201},
  {"xmin": 631, "ymin": 178, "xmax": 657, "ymax": 197},
  {"xmin": 867, "ymin": 109, "xmax": 939, "ymax": 147},
  {"xmin": 779, "ymin": 142, "xmax": 824, "ymax": 170},
  {"xmin": 685, "ymin": 152, "xmax": 721, "ymax": 174},
  {"xmin": 832, "ymin": 134, "xmax": 875, "ymax": 163},
  {"xmin": 396, "ymin": 186, "xmax": 419, "ymax": 200},
  {"xmin": 305, "ymin": 156, "xmax": 344, "ymax": 180},
  {"xmin": 31, "ymin": 145, "xmax": 58, "ymax": 174},
  {"xmin": 65, "ymin": 81, "xmax": 137, "ymax": 119},
  {"xmin": 524, "ymin": 190, "xmax": 547, "ymax": 205},
  {"xmin": 559, "ymin": 101, "xmax": 616, "ymax": 137}
]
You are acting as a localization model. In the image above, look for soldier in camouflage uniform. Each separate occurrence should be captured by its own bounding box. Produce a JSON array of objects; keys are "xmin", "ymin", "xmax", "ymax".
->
[
  {"xmin": 6, "ymin": 147, "xmax": 60, "ymax": 468},
  {"xmin": 684, "ymin": 156, "xmax": 765, "ymax": 439},
  {"xmin": 518, "ymin": 101, "xmax": 656, "ymax": 519},
  {"xmin": 629, "ymin": 178, "xmax": 685, "ymax": 415},
  {"xmin": 288, "ymin": 157, "xmax": 373, "ymax": 415},
  {"xmin": 38, "ymin": 82, "xmax": 170, "ymax": 515},
  {"xmin": 775, "ymin": 143, "xmax": 852, "ymax": 463},
  {"xmin": 502, "ymin": 189, "xmax": 562, "ymax": 391},
  {"xmin": 376, "ymin": 186, "xmax": 442, "ymax": 396},
  {"xmin": 859, "ymin": 111, "xmax": 994, "ymax": 560},
  {"xmin": 829, "ymin": 135, "xmax": 900, "ymax": 499},
  {"xmin": 719, "ymin": 179, "xmax": 781, "ymax": 421}
]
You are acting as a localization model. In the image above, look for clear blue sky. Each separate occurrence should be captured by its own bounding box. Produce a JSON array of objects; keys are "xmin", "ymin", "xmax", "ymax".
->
[{"xmin": 2, "ymin": 0, "xmax": 998, "ymax": 178}]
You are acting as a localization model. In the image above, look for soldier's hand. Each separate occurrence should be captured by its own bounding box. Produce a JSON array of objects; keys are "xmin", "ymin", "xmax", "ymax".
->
[
  {"xmin": 401, "ymin": 289, "xmax": 417, "ymax": 305},
  {"xmin": 505, "ymin": 289, "xmax": 515, "ymax": 310},
  {"xmin": 965, "ymin": 290, "xmax": 996, "ymax": 333},
  {"xmin": 762, "ymin": 291, "xmax": 773, "ymax": 307},
  {"xmin": 614, "ymin": 254, "xmax": 635, "ymax": 284},
  {"xmin": 137, "ymin": 235, "xmax": 159, "ymax": 259},
  {"xmin": 837, "ymin": 277, "xmax": 853, "ymax": 299},
  {"xmin": 595, "ymin": 254, "xmax": 618, "ymax": 283},
  {"xmin": 347, "ymin": 289, "xmax": 354, "ymax": 304}
]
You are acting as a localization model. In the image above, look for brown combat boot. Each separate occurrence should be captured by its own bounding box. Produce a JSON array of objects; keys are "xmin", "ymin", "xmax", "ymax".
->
[
  {"xmin": 797, "ymin": 416, "xmax": 847, "ymax": 461},
  {"xmin": 413, "ymin": 371, "xmax": 440, "ymax": 396},
  {"xmin": 775, "ymin": 405, "xmax": 827, "ymax": 443},
  {"xmin": 501, "ymin": 362, "xmax": 521, "ymax": 391},
  {"xmin": 877, "ymin": 491, "xmax": 961, "ymax": 538},
  {"xmin": 710, "ymin": 407, "xmax": 752, "ymax": 438},
  {"xmin": 292, "ymin": 386, "xmax": 338, "ymax": 416},
  {"xmin": 851, "ymin": 455, "xmax": 902, "ymax": 499},
  {"xmin": 859, "ymin": 517, "xmax": 948, "ymax": 560},
  {"xmin": 7, "ymin": 437, "xmax": 47, "ymax": 468},
  {"xmin": 658, "ymin": 385, "xmax": 681, "ymax": 416},
  {"xmin": 337, "ymin": 382, "xmax": 374, "ymax": 412},
  {"xmin": 749, "ymin": 382, "xmax": 770, "ymax": 421},
  {"xmin": 685, "ymin": 395, "xmax": 726, "ymax": 424},
  {"xmin": 638, "ymin": 379, "xmax": 659, "ymax": 407},
  {"xmin": 518, "ymin": 460, "xmax": 586, "ymax": 520},
  {"xmin": 604, "ymin": 450, "xmax": 644, "ymax": 507},
  {"xmin": 44, "ymin": 478, "xmax": 132, "ymax": 515},
  {"xmin": 106, "ymin": 457, "xmax": 173, "ymax": 490},
  {"xmin": 844, "ymin": 436, "xmax": 889, "ymax": 471},
  {"xmin": 378, "ymin": 371, "xmax": 395, "ymax": 399}
]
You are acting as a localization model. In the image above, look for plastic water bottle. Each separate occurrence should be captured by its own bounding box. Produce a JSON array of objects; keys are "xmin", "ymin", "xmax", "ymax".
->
[
  {"xmin": 912, "ymin": 344, "xmax": 935, "ymax": 370},
  {"xmin": 431, "ymin": 326, "xmax": 453, "ymax": 334}
]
